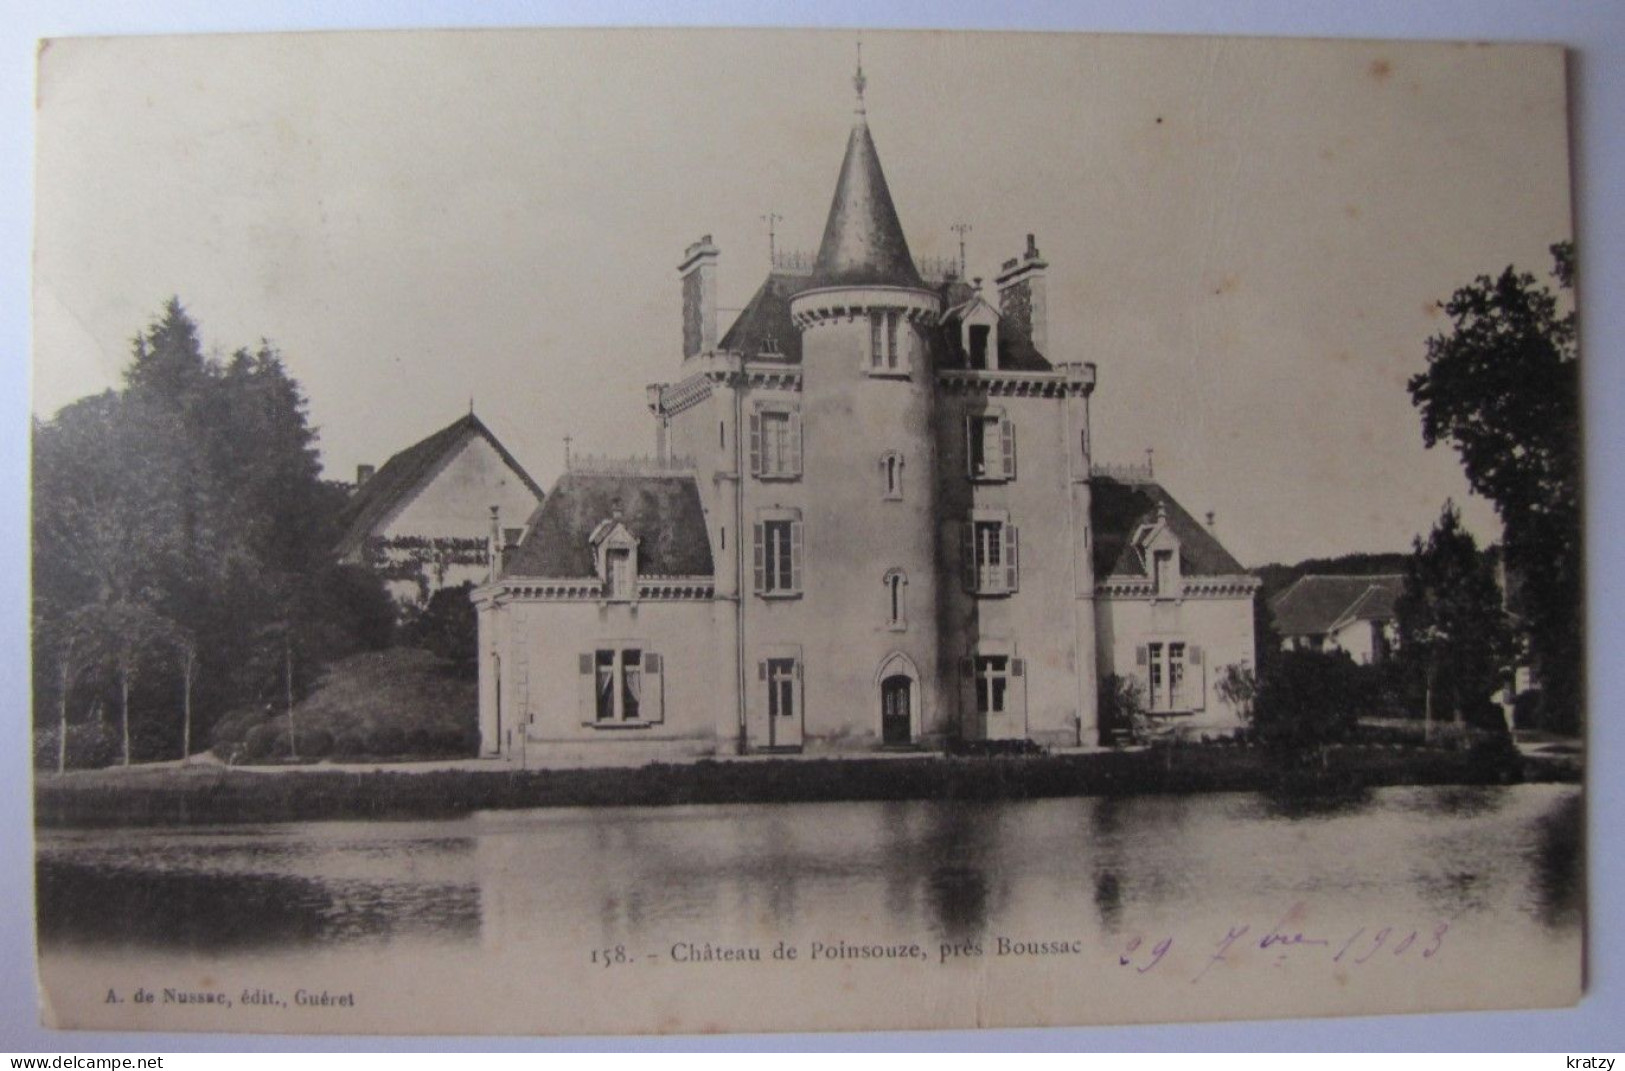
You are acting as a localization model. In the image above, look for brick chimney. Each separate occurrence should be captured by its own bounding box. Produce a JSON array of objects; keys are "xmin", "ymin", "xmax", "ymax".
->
[
  {"xmin": 679, "ymin": 235, "xmax": 720, "ymax": 358},
  {"xmin": 356, "ymin": 463, "xmax": 375, "ymax": 488},
  {"xmin": 995, "ymin": 233, "xmax": 1049, "ymax": 354}
]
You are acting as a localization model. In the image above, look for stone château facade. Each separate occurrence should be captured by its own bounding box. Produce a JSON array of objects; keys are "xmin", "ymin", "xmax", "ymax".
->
[{"xmin": 473, "ymin": 66, "xmax": 1259, "ymax": 761}]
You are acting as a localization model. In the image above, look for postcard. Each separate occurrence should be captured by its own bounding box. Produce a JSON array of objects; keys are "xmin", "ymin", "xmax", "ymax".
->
[{"xmin": 30, "ymin": 27, "xmax": 1581, "ymax": 1036}]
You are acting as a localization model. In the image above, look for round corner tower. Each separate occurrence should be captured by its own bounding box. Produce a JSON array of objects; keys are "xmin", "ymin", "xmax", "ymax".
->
[{"xmin": 788, "ymin": 81, "xmax": 948, "ymax": 750}]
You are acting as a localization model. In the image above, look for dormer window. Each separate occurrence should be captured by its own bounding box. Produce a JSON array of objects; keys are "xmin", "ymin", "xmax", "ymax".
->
[
  {"xmin": 969, "ymin": 324, "xmax": 991, "ymax": 369},
  {"xmin": 956, "ymin": 295, "xmax": 1001, "ymax": 370},
  {"xmin": 589, "ymin": 515, "xmax": 640, "ymax": 601},
  {"xmin": 1153, "ymin": 549, "xmax": 1174, "ymax": 595}
]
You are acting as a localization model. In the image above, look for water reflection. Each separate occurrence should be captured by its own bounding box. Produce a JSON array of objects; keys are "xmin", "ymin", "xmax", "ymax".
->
[{"xmin": 35, "ymin": 785, "xmax": 1582, "ymax": 960}]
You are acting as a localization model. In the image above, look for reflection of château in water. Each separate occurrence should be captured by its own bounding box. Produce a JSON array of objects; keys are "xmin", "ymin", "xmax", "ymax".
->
[{"xmin": 473, "ymin": 56, "xmax": 1259, "ymax": 762}]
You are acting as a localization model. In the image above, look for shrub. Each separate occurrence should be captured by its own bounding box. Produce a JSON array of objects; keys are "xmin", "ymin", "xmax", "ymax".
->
[
  {"xmin": 32, "ymin": 722, "xmax": 120, "ymax": 771},
  {"xmin": 295, "ymin": 728, "xmax": 334, "ymax": 759},
  {"xmin": 243, "ymin": 723, "xmax": 291, "ymax": 761},
  {"xmin": 1252, "ymin": 650, "xmax": 1370, "ymax": 752},
  {"xmin": 368, "ymin": 725, "xmax": 406, "ymax": 757},
  {"xmin": 332, "ymin": 732, "xmax": 366, "ymax": 758},
  {"xmin": 1097, "ymin": 674, "xmax": 1149, "ymax": 747}
]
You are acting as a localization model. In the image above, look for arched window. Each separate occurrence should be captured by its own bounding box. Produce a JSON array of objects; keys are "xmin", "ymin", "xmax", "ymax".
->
[
  {"xmin": 884, "ymin": 568, "xmax": 907, "ymax": 630},
  {"xmin": 880, "ymin": 451, "xmax": 904, "ymax": 500}
]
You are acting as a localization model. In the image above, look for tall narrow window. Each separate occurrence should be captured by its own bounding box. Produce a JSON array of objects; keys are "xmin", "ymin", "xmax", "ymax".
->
[
  {"xmin": 884, "ymin": 569, "xmax": 907, "ymax": 630},
  {"xmin": 1147, "ymin": 643, "xmax": 1164, "ymax": 711},
  {"xmin": 963, "ymin": 518, "xmax": 1019, "ymax": 595},
  {"xmin": 621, "ymin": 648, "xmax": 642, "ymax": 722},
  {"xmin": 595, "ymin": 650, "xmax": 615, "ymax": 721},
  {"xmin": 881, "ymin": 451, "xmax": 903, "ymax": 500},
  {"xmin": 1168, "ymin": 642, "xmax": 1186, "ymax": 710},
  {"xmin": 886, "ymin": 313, "xmax": 900, "ymax": 369},
  {"xmin": 868, "ymin": 311, "xmax": 903, "ymax": 371},
  {"xmin": 969, "ymin": 324, "xmax": 991, "ymax": 369},
  {"xmin": 768, "ymin": 658, "xmax": 797, "ymax": 721},
  {"xmin": 749, "ymin": 407, "xmax": 802, "ymax": 478},
  {"xmin": 754, "ymin": 515, "xmax": 803, "ymax": 596},
  {"xmin": 975, "ymin": 655, "xmax": 1010, "ymax": 715},
  {"xmin": 606, "ymin": 548, "xmax": 632, "ymax": 599},
  {"xmin": 1154, "ymin": 550, "xmax": 1174, "ymax": 595},
  {"xmin": 966, "ymin": 413, "xmax": 1016, "ymax": 480}
]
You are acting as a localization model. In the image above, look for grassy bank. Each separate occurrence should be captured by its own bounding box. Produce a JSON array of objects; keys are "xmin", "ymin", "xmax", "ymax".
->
[{"xmin": 33, "ymin": 741, "xmax": 1561, "ymax": 829}]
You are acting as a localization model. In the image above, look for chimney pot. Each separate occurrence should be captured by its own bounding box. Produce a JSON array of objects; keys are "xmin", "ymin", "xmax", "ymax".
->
[{"xmin": 356, "ymin": 463, "xmax": 375, "ymax": 487}]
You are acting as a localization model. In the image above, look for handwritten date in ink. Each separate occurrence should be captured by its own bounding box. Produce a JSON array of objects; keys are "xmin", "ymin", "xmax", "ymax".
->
[{"xmin": 1115, "ymin": 905, "xmax": 1450, "ymax": 981}]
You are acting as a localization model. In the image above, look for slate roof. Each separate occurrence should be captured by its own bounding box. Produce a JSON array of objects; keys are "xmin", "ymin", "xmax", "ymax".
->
[
  {"xmin": 717, "ymin": 270, "xmax": 815, "ymax": 363},
  {"xmin": 503, "ymin": 472, "xmax": 714, "ymax": 579},
  {"xmin": 335, "ymin": 413, "xmax": 544, "ymax": 558},
  {"xmin": 1089, "ymin": 478, "xmax": 1249, "ymax": 579},
  {"xmin": 810, "ymin": 116, "xmax": 924, "ymax": 289},
  {"xmin": 1270, "ymin": 574, "xmax": 1405, "ymax": 639},
  {"xmin": 934, "ymin": 296, "xmax": 1054, "ymax": 372}
]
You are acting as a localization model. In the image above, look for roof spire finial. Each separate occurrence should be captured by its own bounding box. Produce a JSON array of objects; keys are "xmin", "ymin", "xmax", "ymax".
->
[{"xmin": 853, "ymin": 38, "xmax": 867, "ymax": 116}]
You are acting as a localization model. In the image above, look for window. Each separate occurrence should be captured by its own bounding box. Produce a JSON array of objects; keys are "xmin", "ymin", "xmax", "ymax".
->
[
  {"xmin": 1153, "ymin": 549, "xmax": 1175, "ymax": 596},
  {"xmin": 767, "ymin": 658, "xmax": 797, "ymax": 721},
  {"xmin": 749, "ymin": 406, "xmax": 802, "ymax": 478},
  {"xmin": 881, "ymin": 451, "xmax": 903, "ymax": 500},
  {"xmin": 969, "ymin": 324, "xmax": 991, "ymax": 369},
  {"xmin": 868, "ymin": 311, "xmax": 904, "ymax": 371},
  {"xmin": 975, "ymin": 655, "xmax": 1009, "ymax": 715},
  {"xmin": 962, "ymin": 517, "xmax": 1019, "ymax": 595},
  {"xmin": 884, "ymin": 569, "xmax": 907, "ymax": 630},
  {"xmin": 753, "ymin": 513, "xmax": 804, "ymax": 596},
  {"xmin": 581, "ymin": 647, "xmax": 664, "ymax": 725},
  {"xmin": 1138, "ymin": 642, "xmax": 1202, "ymax": 714},
  {"xmin": 966, "ymin": 412, "xmax": 1016, "ymax": 480},
  {"xmin": 606, "ymin": 548, "xmax": 633, "ymax": 599}
]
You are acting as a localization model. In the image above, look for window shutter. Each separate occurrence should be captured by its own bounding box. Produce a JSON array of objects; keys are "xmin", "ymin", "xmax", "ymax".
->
[
  {"xmin": 1135, "ymin": 645, "xmax": 1148, "ymax": 666},
  {"xmin": 1001, "ymin": 419, "xmax": 1017, "ymax": 480},
  {"xmin": 643, "ymin": 653, "xmax": 664, "ymax": 723},
  {"xmin": 788, "ymin": 411, "xmax": 803, "ymax": 476},
  {"xmin": 752, "ymin": 522, "xmax": 765, "ymax": 592},
  {"xmin": 748, "ymin": 411, "xmax": 762, "ymax": 475},
  {"xmin": 1196, "ymin": 653, "xmax": 1207, "ymax": 712},
  {"xmin": 758, "ymin": 661, "xmax": 768, "ymax": 682},
  {"xmin": 1190, "ymin": 645, "xmax": 1203, "ymax": 666},
  {"xmin": 1013, "ymin": 657, "xmax": 1029, "ymax": 723},
  {"xmin": 1005, "ymin": 524, "xmax": 1020, "ymax": 593},
  {"xmin": 961, "ymin": 657, "xmax": 974, "ymax": 677},
  {"xmin": 577, "ymin": 652, "xmax": 596, "ymax": 723},
  {"xmin": 961, "ymin": 522, "xmax": 976, "ymax": 593},
  {"xmin": 789, "ymin": 520, "xmax": 804, "ymax": 592},
  {"xmin": 964, "ymin": 415, "xmax": 976, "ymax": 479}
]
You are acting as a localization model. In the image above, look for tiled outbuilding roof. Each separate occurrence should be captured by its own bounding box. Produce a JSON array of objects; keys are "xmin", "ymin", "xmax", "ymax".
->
[
  {"xmin": 1090, "ymin": 478, "xmax": 1249, "ymax": 579},
  {"xmin": 335, "ymin": 413, "xmax": 544, "ymax": 558},
  {"xmin": 503, "ymin": 471, "xmax": 714, "ymax": 579},
  {"xmin": 1270, "ymin": 574, "xmax": 1405, "ymax": 639}
]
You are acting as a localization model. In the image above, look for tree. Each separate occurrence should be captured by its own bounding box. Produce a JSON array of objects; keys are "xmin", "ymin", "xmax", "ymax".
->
[
  {"xmin": 1251, "ymin": 649, "xmax": 1370, "ymax": 756},
  {"xmin": 1394, "ymin": 503, "xmax": 1514, "ymax": 735},
  {"xmin": 1215, "ymin": 662, "xmax": 1258, "ymax": 724},
  {"xmin": 31, "ymin": 299, "xmax": 394, "ymax": 765},
  {"xmin": 1409, "ymin": 242, "xmax": 1580, "ymax": 732}
]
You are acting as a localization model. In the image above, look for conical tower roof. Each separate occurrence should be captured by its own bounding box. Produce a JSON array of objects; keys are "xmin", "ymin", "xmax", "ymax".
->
[{"xmin": 810, "ymin": 72, "xmax": 923, "ymax": 290}]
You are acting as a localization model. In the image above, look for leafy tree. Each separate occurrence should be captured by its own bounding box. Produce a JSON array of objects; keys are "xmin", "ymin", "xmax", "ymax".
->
[
  {"xmin": 31, "ymin": 299, "xmax": 393, "ymax": 766},
  {"xmin": 1251, "ymin": 649, "xmax": 1370, "ymax": 755},
  {"xmin": 1409, "ymin": 242, "xmax": 1580, "ymax": 732},
  {"xmin": 1215, "ymin": 662, "xmax": 1258, "ymax": 724},
  {"xmin": 404, "ymin": 581, "xmax": 478, "ymax": 676},
  {"xmin": 1394, "ymin": 503, "xmax": 1514, "ymax": 735}
]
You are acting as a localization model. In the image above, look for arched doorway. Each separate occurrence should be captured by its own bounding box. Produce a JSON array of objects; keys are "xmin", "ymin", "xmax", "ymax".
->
[
  {"xmin": 882, "ymin": 675, "xmax": 912, "ymax": 744},
  {"xmin": 876, "ymin": 652, "xmax": 921, "ymax": 747}
]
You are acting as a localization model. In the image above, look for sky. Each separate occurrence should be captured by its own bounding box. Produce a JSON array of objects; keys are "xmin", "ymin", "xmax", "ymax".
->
[{"xmin": 31, "ymin": 28, "xmax": 1573, "ymax": 567}]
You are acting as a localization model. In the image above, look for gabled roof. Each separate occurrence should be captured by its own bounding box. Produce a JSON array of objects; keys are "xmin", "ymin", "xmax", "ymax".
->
[
  {"xmin": 934, "ymin": 290, "xmax": 1053, "ymax": 371},
  {"xmin": 1270, "ymin": 574, "xmax": 1405, "ymax": 638},
  {"xmin": 1090, "ymin": 478, "xmax": 1249, "ymax": 579},
  {"xmin": 335, "ymin": 413, "xmax": 544, "ymax": 557},
  {"xmin": 810, "ymin": 116, "xmax": 924, "ymax": 290},
  {"xmin": 503, "ymin": 471, "xmax": 714, "ymax": 579}
]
